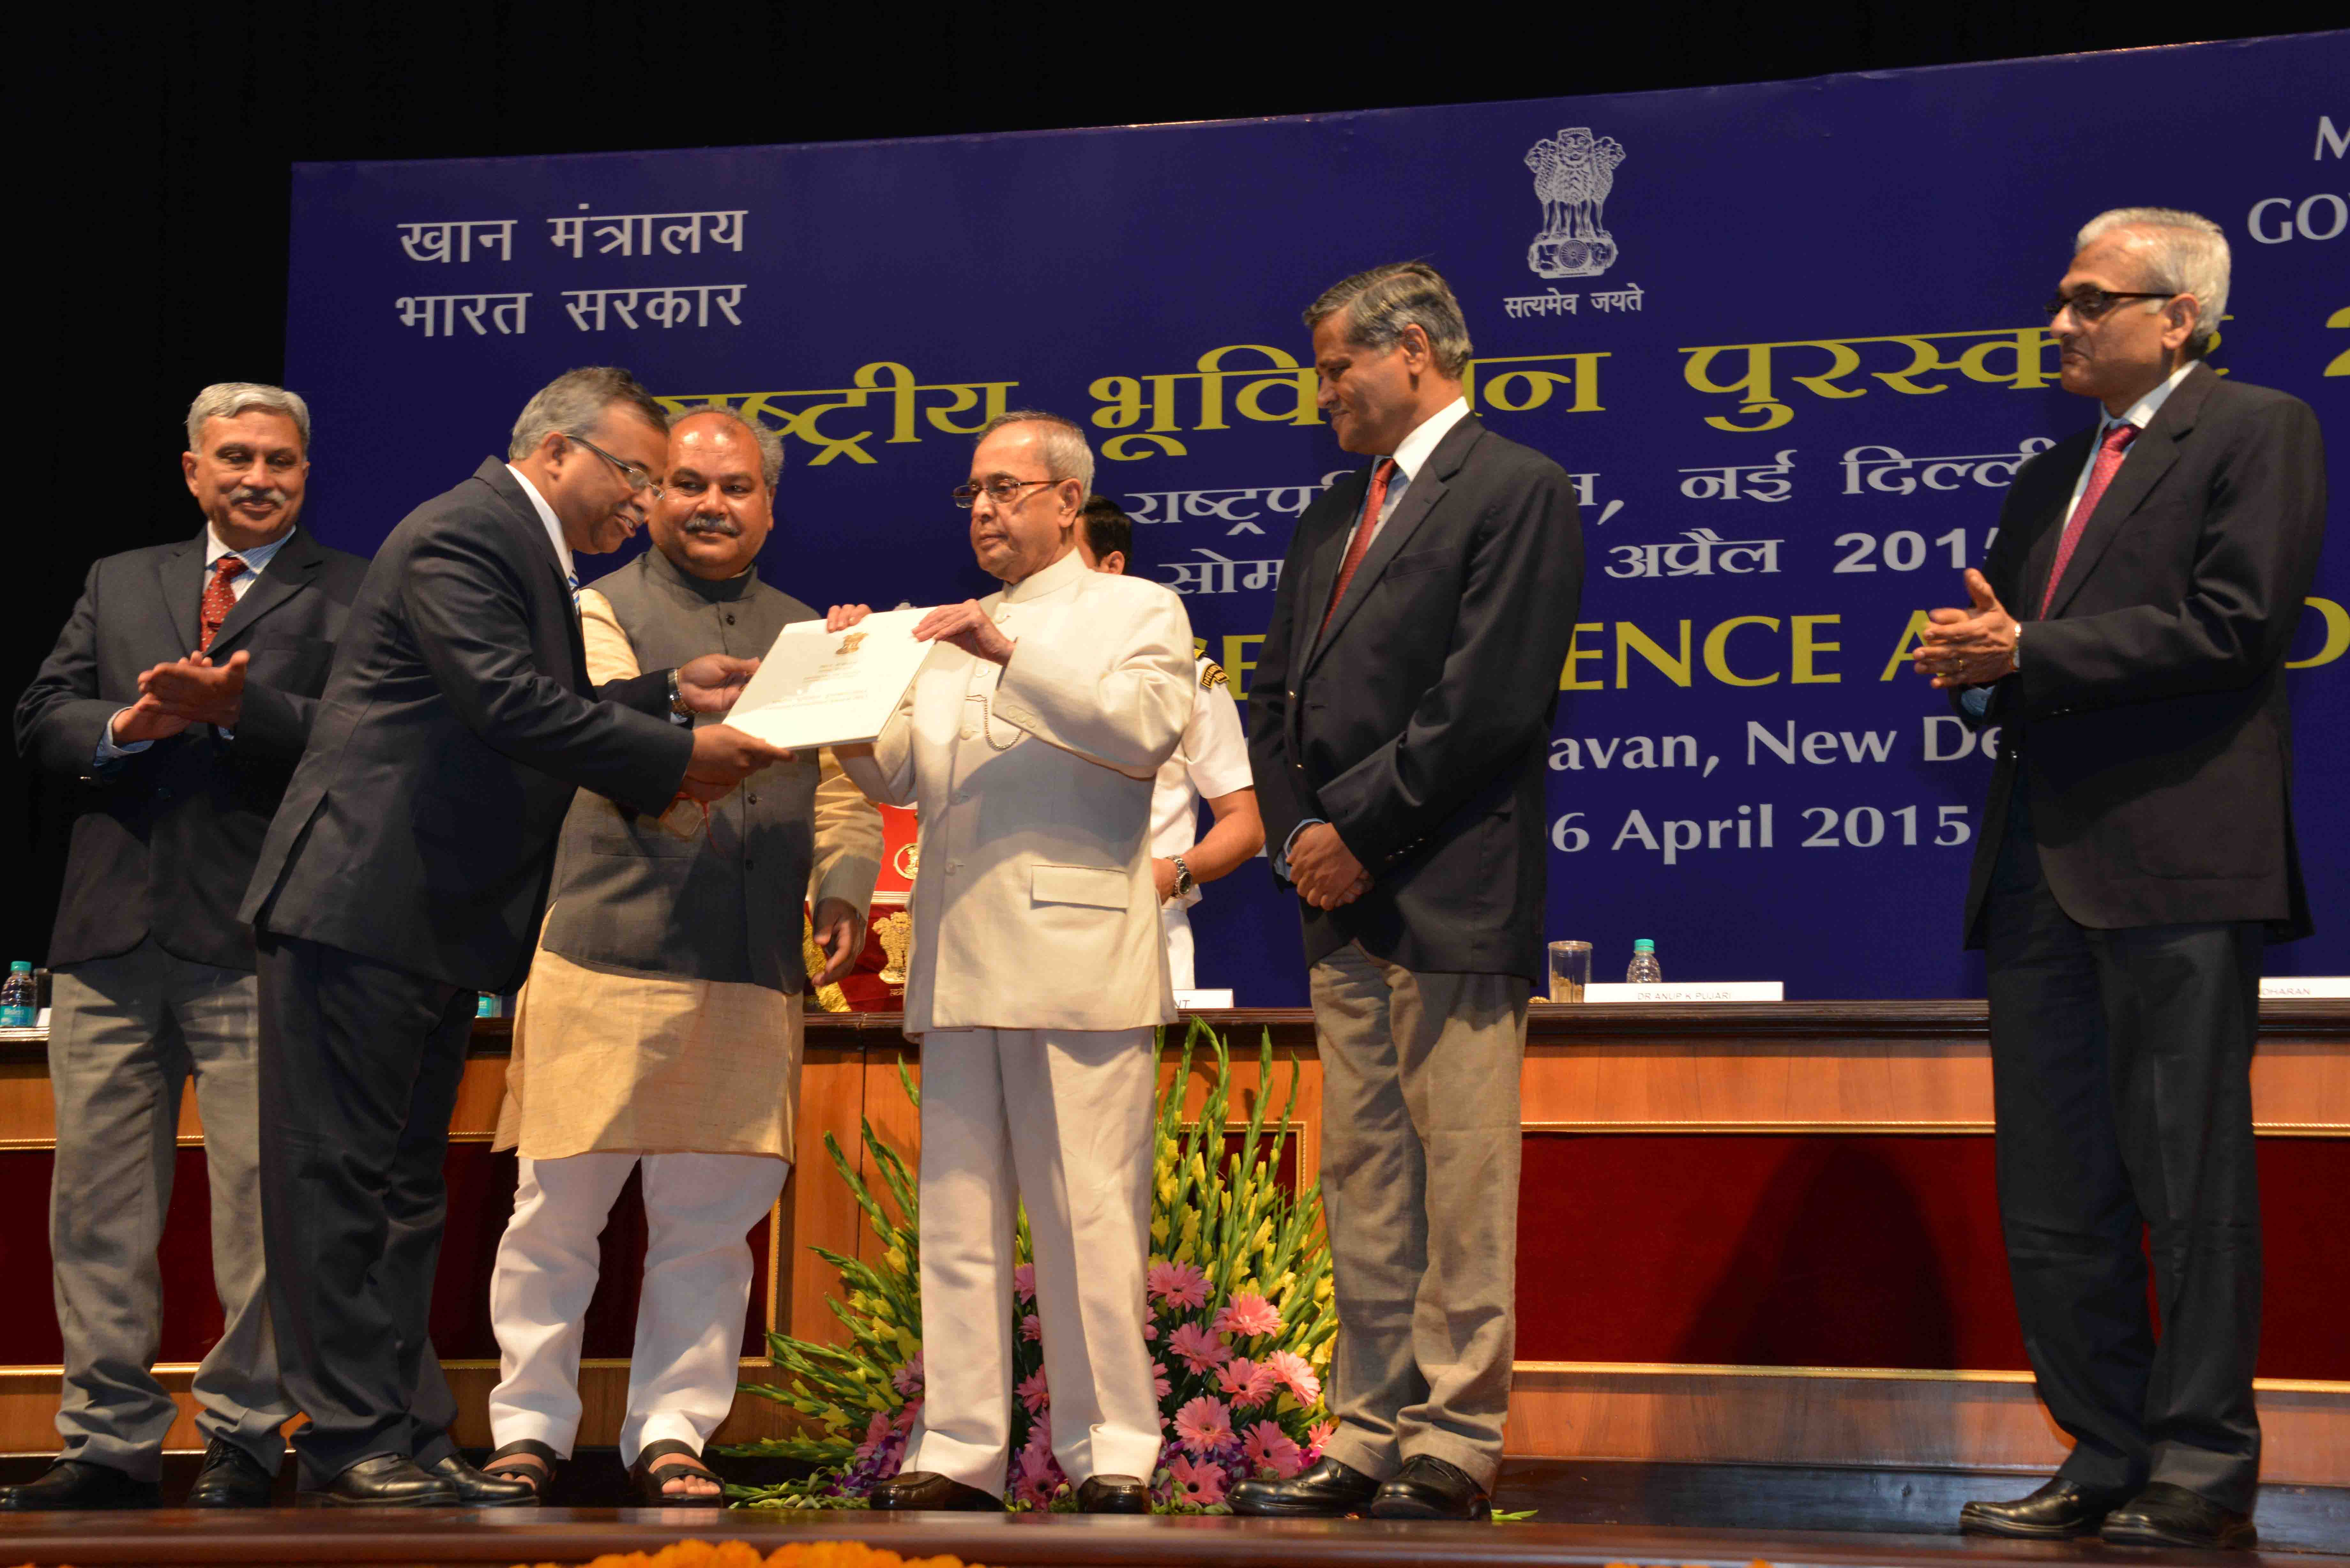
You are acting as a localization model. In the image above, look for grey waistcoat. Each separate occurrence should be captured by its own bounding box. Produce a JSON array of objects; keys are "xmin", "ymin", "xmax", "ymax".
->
[{"xmin": 538, "ymin": 547, "xmax": 821, "ymax": 992}]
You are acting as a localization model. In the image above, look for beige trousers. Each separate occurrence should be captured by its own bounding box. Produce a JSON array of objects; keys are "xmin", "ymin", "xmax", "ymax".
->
[{"xmin": 1309, "ymin": 941, "xmax": 1530, "ymax": 1490}]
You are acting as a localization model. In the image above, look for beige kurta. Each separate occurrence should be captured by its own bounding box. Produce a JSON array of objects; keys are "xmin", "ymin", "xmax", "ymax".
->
[{"xmin": 493, "ymin": 587, "xmax": 883, "ymax": 1160}]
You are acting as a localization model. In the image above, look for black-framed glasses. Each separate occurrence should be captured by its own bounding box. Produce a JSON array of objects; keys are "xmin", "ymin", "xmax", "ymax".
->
[
  {"xmin": 2045, "ymin": 288, "xmax": 2176, "ymax": 323},
  {"xmin": 568, "ymin": 433, "xmax": 664, "ymax": 499},
  {"xmin": 951, "ymin": 477, "xmax": 1063, "ymax": 509}
]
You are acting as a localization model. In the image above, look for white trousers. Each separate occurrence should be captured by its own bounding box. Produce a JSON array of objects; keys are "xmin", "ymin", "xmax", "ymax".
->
[
  {"xmin": 1161, "ymin": 905, "xmax": 1196, "ymax": 992},
  {"xmin": 487, "ymin": 1150, "xmax": 786, "ymax": 1463},
  {"xmin": 909, "ymin": 1027, "xmax": 1161, "ymax": 1491}
]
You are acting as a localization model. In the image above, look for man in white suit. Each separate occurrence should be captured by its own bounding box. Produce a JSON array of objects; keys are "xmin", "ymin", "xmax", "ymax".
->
[{"xmin": 832, "ymin": 411, "xmax": 1193, "ymax": 1514}]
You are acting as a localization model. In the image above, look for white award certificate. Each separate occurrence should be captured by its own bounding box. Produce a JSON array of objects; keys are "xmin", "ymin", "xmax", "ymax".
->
[{"xmin": 724, "ymin": 607, "xmax": 936, "ymax": 751}]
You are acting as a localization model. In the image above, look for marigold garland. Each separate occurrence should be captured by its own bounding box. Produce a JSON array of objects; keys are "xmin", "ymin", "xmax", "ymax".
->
[{"xmin": 512, "ymin": 1541, "xmax": 975, "ymax": 1568}]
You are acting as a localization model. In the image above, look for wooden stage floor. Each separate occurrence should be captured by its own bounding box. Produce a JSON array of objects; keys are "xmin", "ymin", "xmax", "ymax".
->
[{"xmin": 4, "ymin": 1505, "xmax": 2346, "ymax": 1568}]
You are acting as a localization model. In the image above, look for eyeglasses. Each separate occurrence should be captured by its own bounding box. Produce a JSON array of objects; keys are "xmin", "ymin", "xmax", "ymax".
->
[
  {"xmin": 2044, "ymin": 288, "xmax": 2176, "ymax": 323},
  {"xmin": 569, "ymin": 433, "xmax": 664, "ymax": 500},
  {"xmin": 951, "ymin": 477, "xmax": 1063, "ymax": 509}
]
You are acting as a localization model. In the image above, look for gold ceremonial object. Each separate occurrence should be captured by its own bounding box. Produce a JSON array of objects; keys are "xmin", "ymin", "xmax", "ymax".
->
[{"xmin": 876, "ymin": 909, "xmax": 914, "ymax": 989}]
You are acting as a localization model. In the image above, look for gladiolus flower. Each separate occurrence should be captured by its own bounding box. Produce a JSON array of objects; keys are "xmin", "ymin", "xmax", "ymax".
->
[
  {"xmin": 1174, "ymin": 1395, "xmax": 1235, "ymax": 1456},
  {"xmin": 891, "ymin": 1351, "xmax": 925, "ymax": 1398},
  {"xmin": 1166, "ymin": 1452, "xmax": 1228, "ymax": 1506},
  {"xmin": 854, "ymin": 1411, "xmax": 893, "ymax": 1461},
  {"xmin": 1213, "ymin": 1292, "xmax": 1281, "ymax": 1339},
  {"xmin": 1166, "ymin": 1321, "xmax": 1231, "ymax": 1372},
  {"xmin": 1244, "ymin": 1420, "xmax": 1304, "ymax": 1479}
]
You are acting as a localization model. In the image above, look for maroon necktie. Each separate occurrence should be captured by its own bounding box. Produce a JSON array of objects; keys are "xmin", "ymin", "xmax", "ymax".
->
[
  {"xmin": 199, "ymin": 556, "xmax": 247, "ymax": 652},
  {"xmin": 2038, "ymin": 423, "xmax": 2137, "ymax": 617},
  {"xmin": 1319, "ymin": 458, "xmax": 1399, "ymax": 638}
]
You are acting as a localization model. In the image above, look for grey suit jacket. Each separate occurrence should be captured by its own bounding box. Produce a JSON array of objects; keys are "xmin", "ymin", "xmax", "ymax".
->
[{"xmin": 15, "ymin": 524, "xmax": 368, "ymax": 970}]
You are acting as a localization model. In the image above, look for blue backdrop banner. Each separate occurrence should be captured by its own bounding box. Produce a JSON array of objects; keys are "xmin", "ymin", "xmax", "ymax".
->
[{"xmin": 286, "ymin": 35, "xmax": 2349, "ymax": 1004}]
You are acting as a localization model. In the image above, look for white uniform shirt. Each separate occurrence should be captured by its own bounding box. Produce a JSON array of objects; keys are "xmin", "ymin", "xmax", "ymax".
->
[{"xmin": 1149, "ymin": 653, "xmax": 1255, "ymax": 910}]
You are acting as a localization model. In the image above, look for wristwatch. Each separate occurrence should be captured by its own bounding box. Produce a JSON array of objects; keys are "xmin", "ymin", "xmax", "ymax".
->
[
  {"xmin": 666, "ymin": 668, "xmax": 694, "ymax": 721},
  {"xmin": 1171, "ymin": 855, "xmax": 1195, "ymax": 898}
]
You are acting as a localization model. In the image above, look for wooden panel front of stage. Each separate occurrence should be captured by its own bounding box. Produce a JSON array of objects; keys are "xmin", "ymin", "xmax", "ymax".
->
[{"xmin": 4, "ymin": 1001, "xmax": 2345, "ymax": 1483}]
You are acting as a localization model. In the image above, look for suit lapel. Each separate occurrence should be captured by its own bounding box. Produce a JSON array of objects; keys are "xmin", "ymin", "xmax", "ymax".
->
[
  {"xmin": 475, "ymin": 458, "xmax": 589, "ymax": 687},
  {"xmin": 2041, "ymin": 364, "xmax": 2210, "ymax": 620},
  {"xmin": 207, "ymin": 526, "xmax": 324, "ymax": 654},
  {"xmin": 2018, "ymin": 429, "xmax": 2094, "ymax": 613},
  {"xmin": 155, "ymin": 532, "xmax": 206, "ymax": 655},
  {"xmin": 1306, "ymin": 417, "xmax": 1485, "ymax": 674},
  {"xmin": 1292, "ymin": 472, "xmax": 1368, "ymax": 659}
]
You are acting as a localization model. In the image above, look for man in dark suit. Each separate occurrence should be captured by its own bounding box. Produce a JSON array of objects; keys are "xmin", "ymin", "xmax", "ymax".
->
[
  {"xmin": 1915, "ymin": 208, "xmax": 2326, "ymax": 1551},
  {"xmin": 1233, "ymin": 263, "xmax": 1582, "ymax": 1522},
  {"xmin": 7, "ymin": 384, "xmax": 368, "ymax": 1511},
  {"xmin": 238, "ymin": 366, "xmax": 788, "ymax": 1506}
]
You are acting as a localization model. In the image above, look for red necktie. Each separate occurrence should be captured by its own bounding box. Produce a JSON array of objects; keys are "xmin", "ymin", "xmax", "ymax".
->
[
  {"xmin": 199, "ymin": 556, "xmax": 247, "ymax": 652},
  {"xmin": 2038, "ymin": 423, "xmax": 2137, "ymax": 617},
  {"xmin": 1319, "ymin": 458, "xmax": 1399, "ymax": 637}
]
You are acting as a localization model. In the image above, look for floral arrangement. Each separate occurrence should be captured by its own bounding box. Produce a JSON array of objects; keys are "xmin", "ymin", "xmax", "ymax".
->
[
  {"xmin": 513, "ymin": 1544, "xmax": 974, "ymax": 1568},
  {"xmin": 727, "ymin": 1021, "xmax": 1337, "ymax": 1511}
]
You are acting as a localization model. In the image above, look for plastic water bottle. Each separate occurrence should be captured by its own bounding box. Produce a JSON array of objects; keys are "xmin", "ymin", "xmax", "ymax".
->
[
  {"xmin": 1626, "ymin": 939, "xmax": 1662, "ymax": 984},
  {"xmin": 0, "ymin": 961, "xmax": 36, "ymax": 1027},
  {"xmin": 476, "ymin": 993, "xmax": 502, "ymax": 1019}
]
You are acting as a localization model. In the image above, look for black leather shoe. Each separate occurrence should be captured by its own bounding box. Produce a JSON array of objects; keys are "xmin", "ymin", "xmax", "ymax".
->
[
  {"xmin": 2102, "ymin": 1482, "xmax": 2258, "ymax": 1549},
  {"xmin": 1368, "ymin": 1454, "xmax": 1491, "ymax": 1520},
  {"xmin": 421, "ymin": 1452, "xmax": 538, "ymax": 1507},
  {"xmin": 869, "ymin": 1470, "xmax": 1004, "ymax": 1511},
  {"xmin": 1960, "ymin": 1476, "xmax": 2136, "ymax": 1539},
  {"xmin": 0, "ymin": 1458, "xmax": 160, "ymax": 1510},
  {"xmin": 1229, "ymin": 1455, "xmax": 1380, "ymax": 1517},
  {"xmin": 1077, "ymin": 1473, "xmax": 1149, "ymax": 1513},
  {"xmin": 186, "ymin": 1438, "xmax": 277, "ymax": 1507},
  {"xmin": 301, "ymin": 1453, "xmax": 460, "ymax": 1506}
]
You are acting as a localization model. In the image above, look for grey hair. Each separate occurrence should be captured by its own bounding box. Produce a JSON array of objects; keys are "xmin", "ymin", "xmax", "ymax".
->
[
  {"xmin": 1302, "ymin": 261, "xmax": 1474, "ymax": 377},
  {"xmin": 186, "ymin": 382, "xmax": 312, "ymax": 453},
  {"xmin": 2075, "ymin": 207, "xmax": 2231, "ymax": 357},
  {"xmin": 975, "ymin": 409, "xmax": 1095, "ymax": 498},
  {"xmin": 507, "ymin": 366, "xmax": 670, "ymax": 462},
  {"xmin": 671, "ymin": 403, "xmax": 785, "ymax": 489}
]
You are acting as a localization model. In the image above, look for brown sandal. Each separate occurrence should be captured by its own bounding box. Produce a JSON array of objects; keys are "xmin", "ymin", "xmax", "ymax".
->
[
  {"xmin": 628, "ymin": 1439, "xmax": 726, "ymax": 1508},
  {"xmin": 481, "ymin": 1438, "xmax": 559, "ymax": 1503}
]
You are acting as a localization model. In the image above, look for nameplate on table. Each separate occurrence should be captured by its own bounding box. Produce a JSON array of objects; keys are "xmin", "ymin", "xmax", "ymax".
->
[
  {"xmin": 1175, "ymin": 988, "xmax": 1235, "ymax": 1010},
  {"xmin": 1579, "ymin": 981, "xmax": 1785, "ymax": 1003},
  {"xmin": 727, "ymin": 607, "xmax": 936, "ymax": 751},
  {"xmin": 2260, "ymin": 976, "xmax": 2350, "ymax": 999}
]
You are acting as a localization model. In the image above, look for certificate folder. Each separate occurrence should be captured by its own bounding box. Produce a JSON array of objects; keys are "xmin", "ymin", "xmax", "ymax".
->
[{"xmin": 724, "ymin": 607, "xmax": 936, "ymax": 751}]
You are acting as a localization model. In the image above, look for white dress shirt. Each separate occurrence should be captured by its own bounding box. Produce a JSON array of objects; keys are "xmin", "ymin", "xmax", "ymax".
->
[{"xmin": 507, "ymin": 463, "xmax": 578, "ymax": 590}]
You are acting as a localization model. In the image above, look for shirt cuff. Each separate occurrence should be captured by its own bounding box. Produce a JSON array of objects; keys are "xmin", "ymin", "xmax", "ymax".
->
[
  {"xmin": 1958, "ymin": 686, "xmax": 1993, "ymax": 722},
  {"xmin": 94, "ymin": 711, "xmax": 154, "ymax": 763},
  {"xmin": 1273, "ymin": 817, "xmax": 1327, "ymax": 881}
]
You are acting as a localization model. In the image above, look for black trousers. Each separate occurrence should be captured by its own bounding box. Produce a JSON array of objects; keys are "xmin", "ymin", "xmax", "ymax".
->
[
  {"xmin": 254, "ymin": 932, "xmax": 475, "ymax": 1486},
  {"xmin": 1983, "ymin": 791, "xmax": 2264, "ymax": 1511}
]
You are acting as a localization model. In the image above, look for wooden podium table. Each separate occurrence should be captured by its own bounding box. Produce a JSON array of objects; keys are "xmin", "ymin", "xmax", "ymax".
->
[{"xmin": 4, "ymin": 1001, "xmax": 2344, "ymax": 1481}]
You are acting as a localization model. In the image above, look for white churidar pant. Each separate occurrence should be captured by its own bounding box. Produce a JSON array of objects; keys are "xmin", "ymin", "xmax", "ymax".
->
[
  {"xmin": 907, "ymin": 1026, "xmax": 1161, "ymax": 1492},
  {"xmin": 487, "ymin": 1150, "xmax": 786, "ymax": 1463}
]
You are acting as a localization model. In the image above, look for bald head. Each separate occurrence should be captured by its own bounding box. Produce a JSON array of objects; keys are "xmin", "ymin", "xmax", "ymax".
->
[{"xmin": 652, "ymin": 410, "xmax": 776, "ymax": 580}]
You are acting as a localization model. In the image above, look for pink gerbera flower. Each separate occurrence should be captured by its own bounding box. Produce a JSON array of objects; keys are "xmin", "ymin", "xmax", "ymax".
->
[
  {"xmin": 1152, "ymin": 1361, "xmax": 1172, "ymax": 1400},
  {"xmin": 1147, "ymin": 1258, "xmax": 1211, "ymax": 1311},
  {"xmin": 1262, "ymin": 1349, "xmax": 1320, "ymax": 1406},
  {"xmin": 1165, "ymin": 1451, "xmax": 1228, "ymax": 1506},
  {"xmin": 1013, "ymin": 1263, "xmax": 1036, "ymax": 1301},
  {"xmin": 1020, "ymin": 1312, "xmax": 1042, "ymax": 1343},
  {"xmin": 1012, "ymin": 1444, "xmax": 1064, "ymax": 1508},
  {"xmin": 1212, "ymin": 1292, "xmax": 1281, "ymax": 1339},
  {"xmin": 1244, "ymin": 1420, "xmax": 1304, "ymax": 1479},
  {"xmin": 892, "ymin": 1398, "xmax": 922, "ymax": 1434},
  {"xmin": 1165, "ymin": 1321, "xmax": 1231, "ymax": 1372},
  {"xmin": 1017, "ymin": 1367, "xmax": 1051, "ymax": 1416},
  {"xmin": 1174, "ymin": 1395, "xmax": 1235, "ymax": 1456},
  {"xmin": 1303, "ymin": 1418, "xmax": 1338, "ymax": 1461},
  {"xmin": 1216, "ymin": 1356, "xmax": 1277, "ymax": 1409}
]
